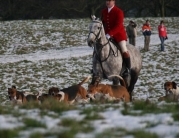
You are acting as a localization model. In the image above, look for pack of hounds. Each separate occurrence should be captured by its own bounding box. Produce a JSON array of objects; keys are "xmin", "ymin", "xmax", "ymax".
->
[{"xmin": 7, "ymin": 75, "xmax": 179, "ymax": 105}]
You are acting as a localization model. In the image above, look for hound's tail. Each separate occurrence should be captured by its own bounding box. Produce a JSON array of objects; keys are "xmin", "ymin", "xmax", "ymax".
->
[
  {"xmin": 78, "ymin": 76, "xmax": 91, "ymax": 86},
  {"xmin": 108, "ymin": 75, "xmax": 126, "ymax": 88}
]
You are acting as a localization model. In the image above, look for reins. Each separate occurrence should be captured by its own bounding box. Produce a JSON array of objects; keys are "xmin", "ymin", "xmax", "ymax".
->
[
  {"xmin": 88, "ymin": 20, "xmax": 119, "ymax": 79},
  {"xmin": 95, "ymin": 40, "xmax": 117, "ymax": 62},
  {"xmin": 88, "ymin": 20, "xmax": 103, "ymax": 42},
  {"xmin": 88, "ymin": 20, "xmax": 118, "ymax": 63}
]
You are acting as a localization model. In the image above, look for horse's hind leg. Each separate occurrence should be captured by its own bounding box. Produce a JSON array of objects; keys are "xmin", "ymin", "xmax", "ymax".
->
[
  {"xmin": 91, "ymin": 74, "xmax": 101, "ymax": 85},
  {"xmin": 112, "ymin": 77, "xmax": 120, "ymax": 85},
  {"xmin": 128, "ymin": 70, "xmax": 139, "ymax": 101}
]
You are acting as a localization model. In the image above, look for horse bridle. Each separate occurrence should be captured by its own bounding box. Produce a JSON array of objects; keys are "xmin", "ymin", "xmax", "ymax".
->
[
  {"xmin": 88, "ymin": 20, "xmax": 118, "ymax": 61},
  {"xmin": 88, "ymin": 20, "xmax": 118, "ymax": 79},
  {"xmin": 88, "ymin": 21, "xmax": 113, "ymax": 48},
  {"xmin": 88, "ymin": 20, "xmax": 103, "ymax": 42}
]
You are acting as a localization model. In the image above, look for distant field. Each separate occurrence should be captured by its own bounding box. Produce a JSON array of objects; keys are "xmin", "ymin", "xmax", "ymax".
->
[
  {"xmin": 0, "ymin": 17, "xmax": 178, "ymax": 55},
  {"xmin": 0, "ymin": 17, "xmax": 179, "ymax": 138}
]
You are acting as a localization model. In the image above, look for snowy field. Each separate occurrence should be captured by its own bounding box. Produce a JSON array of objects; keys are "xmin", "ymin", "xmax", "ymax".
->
[{"xmin": 0, "ymin": 17, "xmax": 179, "ymax": 138}]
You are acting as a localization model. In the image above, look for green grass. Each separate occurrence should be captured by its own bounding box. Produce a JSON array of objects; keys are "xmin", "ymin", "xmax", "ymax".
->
[
  {"xmin": 0, "ymin": 101, "xmax": 179, "ymax": 138},
  {"xmin": 20, "ymin": 99, "xmax": 77, "ymax": 114},
  {"xmin": 80, "ymin": 105, "xmax": 106, "ymax": 115},
  {"xmin": 0, "ymin": 129, "xmax": 19, "ymax": 138},
  {"xmin": 59, "ymin": 118, "xmax": 94, "ymax": 133},
  {"xmin": 96, "ymin": 128, "xmax": 159, "ymax": 138},
  {"xmin": 29, "ymin": 133, "xmax": 44, "ymax": 138},
  {"xmin": 121, "ymin": 100, "xmax": 179, "ymax": 116},
  {"xmin": 23, "ymin": 118, "xmax": 46, "ymax": 128},
  {"xmin": 0, "ymin": 105, "xmax": 15, "ymax": 114},
  {"xmin": 129, "ymin": 130, "xmax": 158, "ymax": 138},
  {"xmin": 57, "ymin": 118, "xmax": 94, "ymax": 138}
]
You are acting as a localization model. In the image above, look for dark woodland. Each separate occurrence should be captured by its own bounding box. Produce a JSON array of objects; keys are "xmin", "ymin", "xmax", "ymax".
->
[{"xmin": 0, "ymin": 0, "xmax": 178, "ymax": 20}]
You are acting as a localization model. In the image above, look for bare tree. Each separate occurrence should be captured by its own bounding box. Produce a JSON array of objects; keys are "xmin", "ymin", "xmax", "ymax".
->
[
  {"xmin": 0, "ymin": 0, "xmax": 178, "ymax": 20},
  {"xmin": 146, "ymin": 0, "xmax": 177, "ymax": 17}
]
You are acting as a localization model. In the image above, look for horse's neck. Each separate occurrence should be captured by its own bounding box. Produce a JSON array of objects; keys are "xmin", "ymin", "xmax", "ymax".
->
[{"xmin": 100, "ymin": 29, "xmax": 108, "ymax": 45}]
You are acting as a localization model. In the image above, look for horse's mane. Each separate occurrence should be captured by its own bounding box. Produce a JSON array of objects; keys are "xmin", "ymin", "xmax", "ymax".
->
[{"xmin": 91, "ymin": 18, "xmax": 102, "ymax": 24}]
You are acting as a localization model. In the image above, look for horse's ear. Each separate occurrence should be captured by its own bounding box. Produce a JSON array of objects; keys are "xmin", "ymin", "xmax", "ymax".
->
[{"xmin": 91, "ymin": 15, "xmax": 96, "ymax": 20}]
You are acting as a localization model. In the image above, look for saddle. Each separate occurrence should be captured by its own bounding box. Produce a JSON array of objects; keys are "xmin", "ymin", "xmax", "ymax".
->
[{"xmin": 109, "ymin": 38, "xmax": 119, "ymax": 49}]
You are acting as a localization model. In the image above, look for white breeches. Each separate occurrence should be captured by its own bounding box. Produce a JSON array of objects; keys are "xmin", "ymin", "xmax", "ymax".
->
[{"xmin": 118, "ymin": 40, "xmax": 128, "ymax": 53}]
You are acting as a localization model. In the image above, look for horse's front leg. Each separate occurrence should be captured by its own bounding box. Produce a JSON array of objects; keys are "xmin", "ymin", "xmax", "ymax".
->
[
  {"xmin": 90, "ymin": 58, "xmax": 102, "ymax": 86},
  {"xmin": 92, "ymin": 55, "xmax": 104, "ymax": 79}
]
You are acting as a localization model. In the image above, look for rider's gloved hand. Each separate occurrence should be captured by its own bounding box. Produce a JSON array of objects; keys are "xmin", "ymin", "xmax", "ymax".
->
[{"xmin": 106, "ymin": 34, "xmax": 110, "ymax": 39}]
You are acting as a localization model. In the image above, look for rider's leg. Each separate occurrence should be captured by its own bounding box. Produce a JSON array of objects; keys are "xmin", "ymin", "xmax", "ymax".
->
[{"xmin": 118, "ymin": 40, "xmax": 131, "ymax": 86}]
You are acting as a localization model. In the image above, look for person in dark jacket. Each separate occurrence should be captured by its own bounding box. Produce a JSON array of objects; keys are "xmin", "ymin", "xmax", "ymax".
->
[
  {"xmin": 126, "ymin": 20, "xmax": 137, "ymax": 46},
  {"xmin": 142, "ymin": 20, "xmax": 151, "ymax": 51}
]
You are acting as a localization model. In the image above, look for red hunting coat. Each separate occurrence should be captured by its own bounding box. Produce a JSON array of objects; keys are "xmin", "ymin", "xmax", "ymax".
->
[{"xmin": 101, "ymin": 6, "xmax": 127, "ymax": 42}]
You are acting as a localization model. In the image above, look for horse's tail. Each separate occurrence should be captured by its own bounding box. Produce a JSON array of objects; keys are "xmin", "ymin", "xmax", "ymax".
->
[{"xmin": 108, "ymin": 75, "xmax": 126, "ymax": 88}]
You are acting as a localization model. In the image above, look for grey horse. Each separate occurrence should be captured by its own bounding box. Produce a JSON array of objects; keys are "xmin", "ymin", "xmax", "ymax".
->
[{"xmin": 87, "ymin": 17, "xmax": 142, "ymax": 101}]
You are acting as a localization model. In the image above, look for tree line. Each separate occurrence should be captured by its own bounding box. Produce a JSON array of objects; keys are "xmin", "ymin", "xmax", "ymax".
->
[{"xmin": 0, "ymin": 0, "xmax": 178, "ymax": 20}]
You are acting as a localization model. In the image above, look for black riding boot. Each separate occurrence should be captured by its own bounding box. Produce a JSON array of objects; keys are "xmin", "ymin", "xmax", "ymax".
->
[{"xmin": 123, "ymin": 56, "xmax": 131, "ymax": 87}]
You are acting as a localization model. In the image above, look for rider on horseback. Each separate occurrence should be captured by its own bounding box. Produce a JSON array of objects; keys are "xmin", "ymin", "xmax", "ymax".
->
[{"xmin": 101, "ymin": 0, "xmax": 131, "ymax": 84}]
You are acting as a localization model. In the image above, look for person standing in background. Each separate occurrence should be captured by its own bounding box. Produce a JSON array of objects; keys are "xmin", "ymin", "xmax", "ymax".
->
[
  {"xmin": 142, "ymin": 20, "xmax": 151, "ymax": 51},
  {"xmin": 158, "ymin": 20, "xmax": 168, "ymax": 52},
  {"xmin": 126, "ymin": 20, "xmax": 137, "ymax": 46}
]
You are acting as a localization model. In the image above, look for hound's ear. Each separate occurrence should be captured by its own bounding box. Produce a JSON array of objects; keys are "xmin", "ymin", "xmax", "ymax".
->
[
  {"xmin": 91, "ymin": 15, "xmax": 96, "ymax": 20},
  {"xmin": 172, "ymin": 81, "xmax": 177, "ymax": 89},
  {"xmin": 12, "ymin": 85, "xmax": 16, "ymax": 89}
]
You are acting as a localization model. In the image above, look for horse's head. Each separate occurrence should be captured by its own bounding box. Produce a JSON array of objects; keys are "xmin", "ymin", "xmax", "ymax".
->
[{"xmin": 87, "ymin": 16, "xmax": 103, "ymax": 47}]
